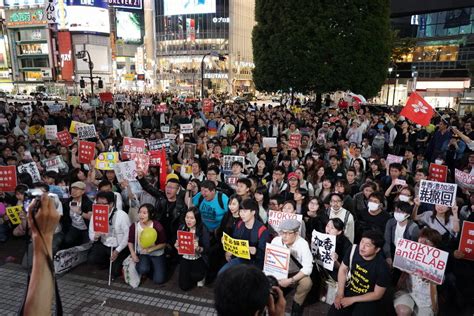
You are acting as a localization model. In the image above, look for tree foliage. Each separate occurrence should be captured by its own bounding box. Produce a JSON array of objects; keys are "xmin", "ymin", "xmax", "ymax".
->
[{"xmin": 252, "ymin": 0, "xmax": 392, "ymax": 97}]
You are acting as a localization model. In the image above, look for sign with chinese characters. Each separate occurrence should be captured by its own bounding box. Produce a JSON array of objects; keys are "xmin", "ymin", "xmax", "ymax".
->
[
  {"xmin": 263, "ymin": 243, "xmax": 290, "ymax": 280},
  {"xmin": 129, "ymin": 153, "xmax": 150, "ymax": 175},
  {"xmin": 180, "ymin": 123, "xmax": 193, "ymax": 134},
  {"xmin": 428, "ymin": 163, "xmax": 448, "ymax": 183},
  {"xmin": 6, "ymin": 205, "xmax": 22, "ymax": 225},
  {"xmin": 455, "ymin": 169, "xmax": 474, "ymax": 192},
  {"xmin": 0, "ymin": 166, "xmax": 17, "ymax": 192},
  {"xmin": 77, "ymin": 124, "xmax": 96, "ymax": 139},
  {"xmin": 311, "ymin": 230, "xmax": 336, "ymax": 271},
  {"xmin": 6, "ymin": 8, "xmax": 48, "ymax": 26},
  {"xmin": 148, "ymin": 138, "xmax": 170, "ymax": 153},
  {"xmin": 222, "ymin": 155, "xmax": 245, "ymax": 172},
  {"xmin": 95, "ymin": 152, "xmax": 119, "ymax": 170},
  {"xmin": 458, "ymin": 221, "xmax": 474, "ymax": 261},
  {"xmin": 42, "ymin": 156, "xmax": 65, "ymax": 172},
  {"xmin": 393, "ymin": 238, "xmax": 449, "ymax": 285},
  {"xmin": 289, "ymin": 134, "xmax": 301, "ymax": 149},
  {"xmin": 113, "ymin": 161, "xmax": 137, "ymax": 182},
  {"xmin": 177, "ymin": 230, "xmax": 195, "ymax": 255},
  {"xmin": 418, "ymin": 180, "xmax": 457, "ymax": 207},
  {"xmin": 122, "ymin": 137, "xmax": 146, "ymax": 160},
  {"xmin": 93, "ymin": 204, "xmax": 109, "ymax": 234},
  {"xmin": 56, "ymin": 130, "xmax": 73, "ymax": 147},
  {"xmin": 154, "ymin": 103, "xmax": 167, "ymax": 113},
  {"xmin": 18, "ymin": 162, "xmax": 41, "ymax": 183},
  {"xmin": 78, "ymin": 141, "xmax": 96, "ymax": 164},
  {"xmin": 45, "ymin": 125, "xmax": 58, "ymax": 140},
  {"xmin": 222, "ymin": 232, "xmax": 250, "ymax": 260}
]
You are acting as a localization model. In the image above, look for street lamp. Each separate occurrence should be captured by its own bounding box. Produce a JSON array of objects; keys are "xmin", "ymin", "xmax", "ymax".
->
[
  {"xmin": 392, "ymin": 73, "xmax": 400, "ymax": 106},
  {"xmin": 201, "ymin": 51, "xmax": 226, "ymax": 99},
  {"xmin": 76, "ymin": 50, "xmax": 103, "ymax": 122},
  {"xmin": 386, "ymin": 67, "xmax": 393, "ymax": 105}
]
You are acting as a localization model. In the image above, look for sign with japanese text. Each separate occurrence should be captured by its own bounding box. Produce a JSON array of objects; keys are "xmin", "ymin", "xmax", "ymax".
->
[
  {"xmin": 140, "ymin": 97, "xmax": 153, "ymax": 107},
  {"xmin": 148, "ymin": 138, "xmax": 170, "ymax": 153},
  {"xmin": 418, "ymin": 180, "xmax": 457, "ymax": 207},
  {"xmin": 69, "ymin": 121, "xmax": 87, "ymax": 134},
  {"xmin": 154, "ymin": 103, "xmax": 167, "ymax": 113},
  {"xmin": 202, "ymin": 98, "xmax": 214, "ymax": 113},
  {"xmin": 57, "ymin": 31, "xmax": 74, "ymax": 82},
  {"xmin": 222, "ymin": 232, "xmax": 250, "ymax": 260},
  {"xmin": 222, "ymin": 155, "xmax": 245, "ymax": 172},
  {"xmin": 267, "ymin": 211, "xmax": 303, "ymax": 233},
  {"xmin": 0, "ymin": 166, "xmax": 17, "ymax": 192},
  {"xmin": 6, "ymin": 205, "xmax": 22, "ymax": 225},
  {"xmin": 177, "ymin": 230, "xmax": 195, "ymax": 255},
  {"xmin": 6, "ymin": 8, "xmax": 48, "ymax": 26},
  {"xmin": 99, "ymin": 92, "xmax": 114, "ymax": 103},
  {"xmin": 129, "ymin": 153, "xmax": 150, "ymax": 175},
  {"xmin": 180, "ymin": 123, "xmax": 193, "ymax": 134},
  {"xmin": 428, "ymin": 163, "xmax": 448, "ymax": 182},
  {"xmin": 113, "ymin": 161, "xmax": 137, "ymax": 182},
  {"xmin": 18, "ymin": 162, "xmax": 41, "ymax": 183},
  {"xmin": 122, "ymin": 137, "xmax": 146, "ymax": 160},
  {"xmin": 288, "ymin": 134, "xmax": 301, "ymax": 149},
  {"xmin": 78, "ymin": 141, "xmax": 96, "ymax": 164},
  {"xmin": 56, "ymin": 130, "xmax": 73, "ymax": 147},
  {"xmin": 263, "ymin": 243, "xmax": 290, "ymax": 280},
  {"xmin": 393, "ymin": 238, "xmax": 449, "ymax": 285},
  {"xmin": 458, "ymin": 221, "xmax": 474, "ymax": 261},
  {"xmin": 45, "ymin": 125, "xmax": 58, "ymax": 140},
  {"xmin": 93, "ymin": 204, "xmax": 109, "ymax": 234},
  {"xmin": 95, "ymin": 152, "xmax": 119, "ymax": 170},
  {"xmin": 77, "ymin": 124, "xmax": 96, "ymax": 140},
  {"xmin": 262, "ymin": 137, "xmax": 277, "ymax": 148},
  {"xmin": 455, "ymin": 169, "xmax": 474, "ymax": 192},
  {"xmin": 42, "ymin": 156, "xmax": 65, "ymax": 172},
  {"xmin": 311, "ymin": 230, "xmax": 336, "ymax": 271}
]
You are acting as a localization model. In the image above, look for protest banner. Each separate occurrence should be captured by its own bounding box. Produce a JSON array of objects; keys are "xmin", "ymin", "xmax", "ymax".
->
[
  {"xmin": 458, "ymin": 221, "xmax": 474, "ymax": 261},
  {"xmin": 93, "ymin": 204, "xmax": 109, "ymax": 234},
  {"xmin": 95, "ymin": 152, "xmax": 119, "ymax": 170},
  {"xmin": 161, "ymin": 125, "xmax": 170, "ymax": 133},
  {"xmin": 148, "ymin": 148, "xmax": 167, "ymax": 189},
  {"xmin": 222, "ymin": 155, "xmax": 245, "ymax": 171},
  {"xmin": 263, "ymin": 243, "xmax": 290, "ymax": 280},
  {"xmin": 393, "ymin": 238, "xmax": 448, "ymax": 285},
  {"xmin": 42, "ymin": 156, "xmax": 65, "ymax": 172},
  {"xmin": 267, "ymin": 210, "xmax": 303, "ymax": 233},
  {"xmin": 154, "ymin": 103, "xmax": 167, "ymax": 113},
  {"xmin": 45, "ymin": 125, "xmax": 58, "ymax": 140},
  {"xmin": 141, "ymin": 97, "xmax": 153, "ymax": 107},
  {"xmin": 418, "ymin": 180, "xmax": 457, "ymax": 207},
  {"xmin": 18, "ymin": 162, "xmax": 41, "ymax": 183},
  {"xmin": 148, "ymin": 138, "xmax": 171, "ymax": 153},
  {"xmin": 311, "ymin": 230, "xmax": 336, "ymax": 271},
  {"xmin": 6, "ymin": 205, "xmax": 22, "ymax": 225},
  {"xmin": 183, "ymin": 142, "xmax": 196, "ymax": 160},
  {"xmin": 262, "ymin": 137, "xmax": 278, "ymax": 148},
  {"xmin": 222, "ymin": 232, "xmax": 251, "ymax": 260},
  {"xmin": 56, "ymin": 130, "xmax": 73, "ymax": 147},
  {"xmin": 122, "ymin": 137, "xmax": 146, "ymax": 160},
  {"xmin": 202, "ymin": 98, "xmax": 214, "ymax": 113},
  {"xmin": 428, "ymin": 163, "xmax": 448, "ymax": 182},
  {"xmin": 54, "ymin": 243, "xmax": 92, "ymax": 274},
  {"xmin": 180, "ymin": 123, "xmax": 193, "ymax": 134},
  {"xmin": 455, "ymin": 169, "xmax": 474, "ymax": 192},
  {"xmin": 129, "ymin": 153, "xmax": 150, "ymax": 175},
  {"xmin": 0, "ymin": 166, "xmax": 17, "ymax": 192},
  {"xmin": 78, "ymin": 141, "xmax": 96, "ymax": 164},
  {"xmin": 69, "ymin": 121, "xmax": 86, "ymax": 134},
  {"xmin": 289, "ymin": 134, "xmax": 302, "ymax": 149},
  {"xmin": 48, "ymin": 103, "xmax": 64, "ymax": 113},
  {"xmin": 114, "ymin": 161, "xmax": 137, "ymax": 182},
  {"xmin": 177, "ymin": 231, "xmax": 195, "ymax": 255},
  {"xmin": 77, "ymin": 124, "xmax": 96, "ymax": 139}
]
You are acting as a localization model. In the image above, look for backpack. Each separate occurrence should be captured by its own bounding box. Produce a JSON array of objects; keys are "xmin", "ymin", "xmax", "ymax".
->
[
  {"xmin": 197, "ymin": 191, "xmax": 225, "ymax": 210},
  {"xmin": 236, "ymin": 220, "xmax": 267, "ymax": 247}
]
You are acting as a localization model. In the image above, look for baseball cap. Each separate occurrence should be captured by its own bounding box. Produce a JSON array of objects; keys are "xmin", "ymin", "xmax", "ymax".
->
[{"xmin": 71, "ymin": 181, "xmax": 86, "ymax": 190}]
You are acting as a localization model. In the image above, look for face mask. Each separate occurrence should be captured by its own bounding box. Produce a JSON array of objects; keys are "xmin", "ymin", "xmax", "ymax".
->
[
  {"xmin": 394, "ymin": 212, "xmax": 408, "ymax": 222},
  {"xmin": 399, "ymin": 194, "xmax": 410, "ymax": 202},
  {"xmin": 367, "ymin": 202, "xmax": 379, "ymax": 212},
  {"xmin": 377, "ymin": 124, "xmax": 384, "ymax": 129},
  {"xmin": 434, "ymin": 159, "xmax": 443, "ymax": 165}
]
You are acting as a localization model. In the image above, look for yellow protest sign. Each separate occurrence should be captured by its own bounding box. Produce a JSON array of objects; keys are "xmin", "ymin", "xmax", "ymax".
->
[
  {"xmin": 6, "ymin": 205, "xmax": 22, "ymax": 225},
  {"xmin": 69, "ymin": 121, "xmax": 86, "ymax": 134},
  {"xmin": 222, "ymin": 232, "xmax": 250, "ymax": 260},
  {"xmin": 172, "ymin": 164, "xmax": 182, "ymax": 172},
  {"xmin": 95, "ymin": 152, "xmax": 119, "ymax": 170}
]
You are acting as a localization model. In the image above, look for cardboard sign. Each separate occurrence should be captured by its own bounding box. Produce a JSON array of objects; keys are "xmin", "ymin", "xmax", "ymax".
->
[
  {"xmin": 114, "ymin": 161, "xmax": 137, "ymax": 182},
  {"xmin": 458, "ymin": 221, "xmax": 474, "ymax": 261},
  {"xmin": 263, "ymin": 243, "xmax": 290, "ymax": 280},
  {"xmin": 154, "ymin": 103, "xmax": 167, "ymax": 113},
  {"xmin": 6, "ymin": 205, "xmax": 22, "ymax": 225},
  {"xmin": 129, "ymin": 153, "xmax": 150, "ymax": 175},
  {"xmin": 95, "ymin": 152, "xmax": 119, "ymax": 170},
  {"xmin": 122, "ymin": 137, "xmax": 146, "ymax": 160},
  {"xmin": 180, "ymin": 123, "xmax": 193, "ymax": 134},
  {"xmin": 54, "ymin": 243, "xmax": 92, "ymax": 274},
  {"xmin": 45, "ymin": 125, "xmax": 58, "ymax": 140},
  {"xmin": 148, "ymin": 138, "xmax": 171, "ymax": 153},
  {"xmin": 222, "ymin": 155, "xmax": 245, "ymax": 171},
  {"xmin": 311, "ymin": 230, "xmax": 336, "ymax": 271},
  {"xmin": 262, "ymin": 137, "xmax": 278, "ymax": 148},
  {"xmin": 393, "ymin": 238, "xmax": 448, "ymax": 285},
  {"xmin": 69, "ymin": 121, "xmax": 86, "ymax": 134},
  {"xmin": 93, "ymin": 204, "xmax": 109, "ymax": 234},
  {"xmin": 267, "ymin": 210, "xmax": 303, "ymax": 233},
  {"xmin": 455, "ymin": 169, "xmax": 474, "ymax": 192},
  {"xmin": 78, "ymin": 141, "xmax": 96, "ymax": 164},
  {"xmin": 202, "ymin": 98, "xmax": 214, "ymax": 113},
  {"xmin": 418, "ymin": 180, "xmax": 457, "ymax": 207},
  {"xmin": 42, "ymin": 156, "xmax": 65, "ymax": 172},
  {"xmin": 56, "ymin": 130, "xmax": 73, "ymax": 147},
  {"xmin": 428, "ymin": 163, "xmax": 448, "ymax": 182},
  {"xmin": 18, "ymin": 162, "xmax": 41, "ymax": 183},
  {"xmin": 289, "ymin": 134, "xmax": 301, "ymax": 149},
  {"xmin": 222, "ymin": 232, "xmax": 251, "ymax": 260},
  {"xmin": 177, "ymin": 230, "xmax": 195, "ymax": 255},
  {"xmin": 0, "ymin": 166, "xmax": 17, "ymax": 192},
  {"xmin": 77, "ymin": 124, "xmax": 96, "ymax": 140}
]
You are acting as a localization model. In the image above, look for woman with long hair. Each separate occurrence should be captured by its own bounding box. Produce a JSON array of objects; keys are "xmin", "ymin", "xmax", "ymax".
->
[
  {"xmin": 251, "ymin": 159, "xmax": 271, "ymax": 185},
  {"xmin": 254, "ymin": 186, "xmax": 270, "ymax": 224},
  {"xmin": 303, "ymin": 197, "xmax": 329, "ymax": 241}
]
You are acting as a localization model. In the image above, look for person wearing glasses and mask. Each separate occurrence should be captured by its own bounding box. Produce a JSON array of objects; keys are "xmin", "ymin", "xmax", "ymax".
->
[{"xmin": 327, "ymin": 193, "xmax": 355, "ymax": 243}]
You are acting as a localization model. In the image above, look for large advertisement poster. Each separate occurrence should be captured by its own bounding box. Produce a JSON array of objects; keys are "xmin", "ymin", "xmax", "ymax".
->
[
  {"xmin": 57, "ymin": 31, "xmax": 74, "ymax": 81},
  {"xmin": 164, "ymin": 0, "xmax": 216, "ymax": 16},
  {"xmin": 55, "ymin": 0, "xmax": 110, "ymax": 34},
  {"xmin": 116, "ymin": 11, "xmax": 142, "ymax": 43}
]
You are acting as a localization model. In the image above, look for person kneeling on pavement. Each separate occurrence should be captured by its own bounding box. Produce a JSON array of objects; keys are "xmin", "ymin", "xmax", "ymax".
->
[{"xmin": 270, "ymin": 218, "xmax": 313, "ymax": 316}]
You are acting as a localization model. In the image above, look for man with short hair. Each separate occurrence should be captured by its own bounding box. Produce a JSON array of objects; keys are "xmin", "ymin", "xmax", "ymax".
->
[
  {"xmin": 267, "ymin": 166, "xmax": 288, "ymax": 198},
  {"xmin": 236, "ymin": 178, "xmax": 252, "ymax": 200},
  {"xmin": 206, "ymin": 165, "xmax": 234, "ymax": 196},
  {"xmin": 192, "ymin": 180, "xmax": 229, "ymax": 231}
]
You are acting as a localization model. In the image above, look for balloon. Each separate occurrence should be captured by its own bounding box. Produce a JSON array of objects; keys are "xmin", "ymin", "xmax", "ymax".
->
[{"xmin": 140, "ymin": 227, "xmax": 157, "ymax": 249}]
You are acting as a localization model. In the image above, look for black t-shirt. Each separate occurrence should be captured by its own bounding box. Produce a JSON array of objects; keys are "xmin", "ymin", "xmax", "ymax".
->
[
  {"xmin": 359, "ymin": 210, "xmax": 391, "ymax": 235},
  {"xmin": 343, "ymin": 246, "xmax": 390, "ymax": 297}
]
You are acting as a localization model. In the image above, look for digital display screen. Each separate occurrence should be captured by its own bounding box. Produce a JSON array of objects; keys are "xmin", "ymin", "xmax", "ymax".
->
[
  {"xmin": 164, "ymin": 0, "xmax": 216, "ymax": 16},
  {"xmin": 116, "ymin": 11, "xmax": 142, "ymax": 43}
]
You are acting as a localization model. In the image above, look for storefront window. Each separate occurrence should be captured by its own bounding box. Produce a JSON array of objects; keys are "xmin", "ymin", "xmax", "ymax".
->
[
  {"xmin": 399, "ymin": 45, "xmax": 458, "ymax": 62},
  {"xmin": 417, "ymin": 8, "xmax": 474, "ymax": 38}
]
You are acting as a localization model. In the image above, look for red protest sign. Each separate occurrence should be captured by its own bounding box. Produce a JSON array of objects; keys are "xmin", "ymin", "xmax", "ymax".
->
[
  {"xmin": 202, "ymin": 98, "xmax": 214, "ymax": 113},
  {"xmin": 177, "ymin": 230, "xmax": 195, "ymax": 255},
  {"xmin": 0, "ymin": 166, "xmax": 17, "ymax": 192},
  {"xmin": 459, "ymin": 221, "xmax": 474, "ymax": 261},
  {"xmin": 56, "ymin": 130, "xmax": 73, "ymax": 147},
  {"xmin": 289, "ymin": 134, "xmax": 301, "ymax": 149},
  {"xmin": 130, "ymin": 153, "xmax": 150, "ymax": 174},
  {"xmin": 154, "ymin": 103, "xmax": 167, "ymax": 113},
  {"xmin": 148, "ymin": 150, "xmax": 163, "ymax": 167},
  {"xmin": 78, "ymin": 140, "xmax": 96, "ymax": 164},
  {"xmin": 93, "ymin": 204, "xmax": 109, "ymax": 234},
  {"xmin": 122, "ymin": 137, "xmax": 146, "ymax": 160},
  {"xmin": 99, "ymin": 92, "xmax": 114, "ymax": 103},
  {"xmin": 428, "ymin": 163, "xmax": 448, "ymax": 182}
]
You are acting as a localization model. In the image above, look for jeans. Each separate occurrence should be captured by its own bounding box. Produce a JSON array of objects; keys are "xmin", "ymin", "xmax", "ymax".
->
[
  {"xmin": 136, "ymin": 254, "xmax": 166, "ymax": 284},
  {"xmin": 218, "ymin": 258, "xmax": 247, "ymax": 275}
]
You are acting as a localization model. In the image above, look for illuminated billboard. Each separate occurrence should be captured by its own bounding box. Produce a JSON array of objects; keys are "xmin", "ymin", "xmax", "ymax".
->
[
  {"xmin": 67, "ymin": 6, "xmax": 110, "ymax": 33},
  {"xmin": 57, "ymin": 31, "xmax": 74, "ymax": 81},
  {"xmin": 108, "ymin": 0, "xmax": 142, "ymax": 10},
  {"xmin": 116, "ymin": 11, "xmax": 142, "ymax": 43},
  {"xmin": 4, "ymin": 0, "xmax": 44, "ymax": 6},
  {"xmin": 164, "ymin": 0, "xmax": 215, "ymax": 16}
]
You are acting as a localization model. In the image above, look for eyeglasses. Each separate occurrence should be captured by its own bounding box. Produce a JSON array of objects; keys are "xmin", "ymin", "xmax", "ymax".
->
[{"xmin": 330, "ymin": 200, "xmax": 342, "ymax": 203}]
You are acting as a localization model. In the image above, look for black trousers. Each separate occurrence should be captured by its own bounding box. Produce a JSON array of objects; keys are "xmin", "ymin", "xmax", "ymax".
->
[
  {"xmin": 63, "ymin": 227, "xmax": 89, "ymax": 249},
  {"xmin": 87, "ymin": 242, "xmax": 130, "ymax": 277},
  {"xmin": 178, "ymin": 257, "xmax": 207, "ymax": 291}
]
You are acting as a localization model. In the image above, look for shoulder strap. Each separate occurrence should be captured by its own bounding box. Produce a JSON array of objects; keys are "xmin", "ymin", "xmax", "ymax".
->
[
  {"xmin": 290, "ymin": 253, "xmax": 303, "ymax": 269},
  {"xmin": 257, "ymin": 225, "xmax": 266, "ymax": 239},
  {"xmin": 344, "ymin": 210, "xmax": 350, "ymax": 226},
  {"xmin": 217, "ymin": 192, "xmax": 224, "ymax": 210},
  {"xmin": 349, "ymin": 244, "xmax": 357, "ymax": 271},
  {"xmin": 434, "ymin": 217, "xmax": 454, "ymax": 238}
]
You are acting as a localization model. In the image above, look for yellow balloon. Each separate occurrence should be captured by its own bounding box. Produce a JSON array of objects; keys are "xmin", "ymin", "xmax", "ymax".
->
[{"xmin": 140, "ymin": 227, "xmax": 158, "ymax": 249}]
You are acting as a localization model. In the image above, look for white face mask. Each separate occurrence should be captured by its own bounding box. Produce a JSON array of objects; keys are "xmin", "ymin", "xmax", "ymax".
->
[
  {"xmin": 434, "ymin": 159, "xmax": 443, "ymax": 165},
  {"xmin": 399, "ymin": 194, "xmax": 410, "ymax": 202},
  {"xmin": 367, "ymin": 202, "xmax": 379, "ymax": 212},
  {"xmin": 394, "ymin": 212, "xmax": 408, "ymax": 222}
]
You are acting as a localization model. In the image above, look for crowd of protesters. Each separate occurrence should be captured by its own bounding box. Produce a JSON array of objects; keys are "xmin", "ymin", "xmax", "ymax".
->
[{"xmin": 0, "ymin": 93, "xmax": 473, "ymax": 316}]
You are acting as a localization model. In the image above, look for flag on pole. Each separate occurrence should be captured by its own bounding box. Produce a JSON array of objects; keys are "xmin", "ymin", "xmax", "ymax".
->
[{"xmin": 400, "ymin": 92, "xmax": 434, "ymax": 126}]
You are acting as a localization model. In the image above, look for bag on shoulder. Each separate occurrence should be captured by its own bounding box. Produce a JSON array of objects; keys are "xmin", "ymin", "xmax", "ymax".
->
[{"xmin": 345, "ymin": 245, "xmax": 357, "ymax": 288}]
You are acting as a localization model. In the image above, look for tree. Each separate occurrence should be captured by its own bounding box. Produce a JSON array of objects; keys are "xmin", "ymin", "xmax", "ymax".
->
[{"xmin": 252, "ymin": 0, "xmax": 392, "ymax": 98}]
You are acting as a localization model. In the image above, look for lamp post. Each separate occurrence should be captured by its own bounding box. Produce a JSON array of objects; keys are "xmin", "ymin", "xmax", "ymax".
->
[
  {"xmin": 201, "ymin": 51, "xmax": 226, "ymax": 99},
  {"xmin": 392, "ymin": 73, "xmax": 399, "ymax": 106},
  {"xmin": 75, "ymin": 50, "xmax": 98, "ymax": 121},
  {"xmin": 386, "ymin": 66, "xmax": 393, "ymax": 105}
]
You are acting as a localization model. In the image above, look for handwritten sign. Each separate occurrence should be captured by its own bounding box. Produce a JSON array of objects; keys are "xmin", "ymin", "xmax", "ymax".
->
[
  {"xmin": 263, "ymin": 243, "xmax": 290, "ymax": 280},
  {"xmin": 0, "ymin": 166, "xmax": 17, "ymax": 192},
  {"xmin": 54, "ymin": 243, "xmax": 92, "ymax": 274},
  {"xmin": 56, "ymin": 130, "xmax": 73, "ymax": 147},
  {"xmin": 95, "ymin": 152, "xmax": 119, "ymax": 170},
  {"xmin": 455, "ymin": 169, "xmax": 474, "ymax": 192},
  {"xmin": 122, "ymin": 137, "xmax": 146, "ymax": 160},
  {"xmin": 222, "ymin": 232, "xmax": 250, "ymax": 260},
  {"xmin": 177, "ymin": 231, "xmax": 195, "ymax": 255},
  {"xmin": 18, "ymin": 162, "xmax": 41, "ymax": 183},
  {"xmin": 129, "ymin": 153, "xmax": 150, "ymax": 175},
  {"xmin": 78, "ymin": 141, "xmax": 96, "ymax": 164},
  {"xmin": 458, "ymin": 221, "xmax": 474, "ymax": 261},
  {"xmin": 77, "ymin": 124, "xmax": 96, "ymax": 139},
  {"xmin": 6, "ymin": 205, "xmax": 22, "ymax": 225},
  {"xmin": 180, "ymin": 123, "xmax": 193, "ymax": 134},
  {"xmin": 222, "ymin": 155, "xmax": 245, "ymax": 171},
  {"xmin": 418, "ymin": 180, "xmax": 457, "ymax": 207},
  {"xmin": 93, "ymin": 204, "xmax": 109, "ymax": 234},
  {"xmin": 45, "ymin": 125, "xmax": 58, "ymax": 140},
  {"xmin": 393, "ymin": 238, "xmax": 449, "ymax": 285},
  {"xmin": 428, "ymin": 163, "xmax": 448, "ymax": 182},
  {"xmin": 114, "ymin": 161, "xmax": 137, "ymax": 182},
  {"xmin": 311, "ymin": 230, "xmax": 336, "ymax": 271}
]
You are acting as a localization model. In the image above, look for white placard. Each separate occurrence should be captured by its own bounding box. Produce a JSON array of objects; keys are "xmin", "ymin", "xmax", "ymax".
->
[
  {"xmin": 77, "ymin": 124, "xmax": 96, "ymax": 139},
  {"xmin": 161, "ymin": 125, "xmax": 170, "ymax": 133},
  {"xmin": 263, "ymin": 243, "xmax": 290, "ymax": 280},
  {"xmin": 418, "ymin": 179, "xmax": 457, "ymax": 207},
  {"xmin": 180, "ymin": 123, "xmax": 193, "ymax": 134},
  {"xmin": 113, "ymin": 161, "xmax": 137, "ymax": 182},
  {"xmin": 267, "ymin": 210, "xmax": 303, "ymax": 233},
  {"xmin": 311, "ymin": 230, "xmax": 336, "ymax": 271},
  {"xmin": 262, "ymin": 137, "xmax": 277, "ymax": 148},
  {"xmin": 45, "ymin": 125, "xmax": 58, "ymax": 140},
  {"xmin": 18, "ymin": 162, "xmax": 41, "ymax": 183}
]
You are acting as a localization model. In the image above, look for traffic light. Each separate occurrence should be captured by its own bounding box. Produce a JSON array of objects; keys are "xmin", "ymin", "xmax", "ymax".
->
[
  {"xmin": 80, "ymin": 79, "xmax": 85, "ymax": 88},
  {"xmin": 98, "ymin": 79, "xmax": 103, "ymax": 89}
]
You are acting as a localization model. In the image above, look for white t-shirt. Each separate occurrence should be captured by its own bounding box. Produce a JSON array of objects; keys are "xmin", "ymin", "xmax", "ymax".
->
[{"xmin": 394, "ymin": 222, "xmax": 407, "ymax": 245}]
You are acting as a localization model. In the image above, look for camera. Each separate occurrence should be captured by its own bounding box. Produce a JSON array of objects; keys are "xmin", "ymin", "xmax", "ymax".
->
[
  {"xmin": 266, "ymin": 275, "xmax": 280, "ymax": 302},
  {"xmin": 24, "ymin": 188, "xmax": 44, "ymax": 214}
]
